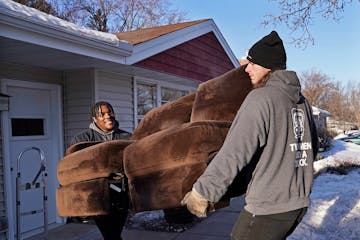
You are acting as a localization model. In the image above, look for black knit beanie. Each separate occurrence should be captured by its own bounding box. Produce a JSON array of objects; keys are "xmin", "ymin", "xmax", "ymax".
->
[{"xmin": 247, "ymin": 31, "xmax": 287, "ymax": 70}]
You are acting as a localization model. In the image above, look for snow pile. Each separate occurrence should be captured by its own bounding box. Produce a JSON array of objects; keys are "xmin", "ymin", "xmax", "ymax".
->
[
  {"xmin": 314, "ymin": 140, "xmax": 360, "ymax": 174},
  {"xmin": 126, "ymin": 210, "xmax": 200, "ymax": 232},
  {"xmin": 289, "ymin": 140, "xmax": 360, "ymax": 240}
]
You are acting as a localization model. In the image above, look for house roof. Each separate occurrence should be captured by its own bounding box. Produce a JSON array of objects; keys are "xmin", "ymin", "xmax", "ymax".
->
[
  {"xmin": 116, "ymin": 19, "xmax": 209, "ymax": 45},
  {"xmin": 123, "ymin": 19, "xmax": 239, "ymax": 67},
  {"xmin": 1, "ymin": 0, "xmax": 239, "ymax": 81}
]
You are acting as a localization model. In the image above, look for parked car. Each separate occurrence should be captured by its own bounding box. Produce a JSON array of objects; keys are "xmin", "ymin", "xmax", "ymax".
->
[
  {"xmin": 334, "ymin": 131, "xmax": 360, "ymax": 145},
  {"xmin": 344, "ymin": 133, "xmax": 360, "ymax": 145}
]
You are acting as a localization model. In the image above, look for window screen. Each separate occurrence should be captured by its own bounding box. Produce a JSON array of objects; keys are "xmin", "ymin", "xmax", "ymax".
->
[
  {"xmin": 137, "ymin": 83, "xmax": 157, "ymax": 118},
  {"xmin": 161, "ymin": 87, "xmax": 187, "ymax": 105}
]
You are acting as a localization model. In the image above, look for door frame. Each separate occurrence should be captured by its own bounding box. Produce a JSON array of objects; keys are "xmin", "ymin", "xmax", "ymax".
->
[{"xmin": 1, "ymin": 79, "xmax": 64, "ymax": 238}]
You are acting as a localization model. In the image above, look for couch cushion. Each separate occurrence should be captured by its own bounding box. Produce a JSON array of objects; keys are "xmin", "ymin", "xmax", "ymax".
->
[
  {"xmin": 124, "ymin": 121, "xmax": 231, "ymax": 212},
  {"xmin": 131, "ymin": 92, "xmax": 195, "ymax": 140},
  {"xmin": 65, "ymin": 141, "xmax": 102, "ymax": 155},
  {"xmin": 56, "ymin": 178, "xmax": 109, "ymax": 217},
  {"xmin": 58, "ymin": 140, "xmax": 134, "ymax": 186},
  {"xmin": 191, "ymin": 65, "xmax": 252, "ymax": 122}
]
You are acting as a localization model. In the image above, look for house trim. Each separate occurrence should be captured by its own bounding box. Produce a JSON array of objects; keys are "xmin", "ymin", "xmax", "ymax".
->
[
  {"xmin": 0, "ymin": 1, "xmax": 132, "ymax": 64},
  {"xmin": 126, "ymin": 19, "xmax": 239, "ymax": 67}
]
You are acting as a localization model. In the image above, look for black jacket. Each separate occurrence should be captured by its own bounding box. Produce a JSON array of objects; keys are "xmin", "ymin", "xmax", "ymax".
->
[{"xmin": 71, "ymin": 121, "xmax": 131, "ymax": 145}]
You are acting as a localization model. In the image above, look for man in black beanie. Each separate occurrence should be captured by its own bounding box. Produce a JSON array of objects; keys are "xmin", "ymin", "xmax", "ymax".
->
[
  {"xmin": 246, "ymin": 31, "xmax": 287, "ymax": 88},
  {"xmin": 182, "ymin": 31, "xmax": 319, "ymax": 240},
  {"xmin": 247, "ymin": 31, "xmax": 287, "ymax": 70}
]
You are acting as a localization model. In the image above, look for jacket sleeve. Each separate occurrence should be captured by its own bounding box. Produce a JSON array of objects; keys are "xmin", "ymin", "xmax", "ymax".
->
[{"xmin": 193, "ymin": 92, "xmax": 269, "ymax": 202}]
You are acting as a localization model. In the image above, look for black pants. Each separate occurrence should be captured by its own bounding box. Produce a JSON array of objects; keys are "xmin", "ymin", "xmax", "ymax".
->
[
  {"xmin": 95, "ymin": 182, "xmax": 129, "ymax": 240},
  {"xmin": 95, "ymin": 208, "xmax": 128, "ymax": 240},
  {"xmin": 231, "ymin": 207, "xmax": 307, "ymax": 240}
]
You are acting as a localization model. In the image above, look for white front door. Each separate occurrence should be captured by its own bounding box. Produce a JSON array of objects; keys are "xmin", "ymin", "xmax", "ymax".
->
[{"xmin": 1, "ymin": 80, "xmax": 63, "ymax": 239}]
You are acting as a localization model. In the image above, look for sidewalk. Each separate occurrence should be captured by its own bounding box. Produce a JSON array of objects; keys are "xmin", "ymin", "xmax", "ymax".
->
[{"xmin": 27, "ymin": 196, "xmax": 244, "ymax": 240}]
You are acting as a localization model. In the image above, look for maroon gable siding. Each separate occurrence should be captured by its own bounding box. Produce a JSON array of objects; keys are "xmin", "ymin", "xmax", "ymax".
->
[{"xmin": 134, "ymin": 32, "xmax": 235, "ymax": 82}]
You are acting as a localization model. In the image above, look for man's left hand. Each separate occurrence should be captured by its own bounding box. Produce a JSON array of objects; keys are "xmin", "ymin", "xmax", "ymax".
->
[{"xmin": 181, "ymin": 188, "xmax": 209, "ymax": 217}]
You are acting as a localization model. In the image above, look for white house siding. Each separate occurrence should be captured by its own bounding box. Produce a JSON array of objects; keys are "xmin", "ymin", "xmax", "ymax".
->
[
  {"xmin": 63, "ymin": 69, "xmax": 96, "ymax": 148},
  {"xmin": 0, "ymin": 118, "xmax": 6, "ymax": 239},
  {"xmin": 95, "ymin": 70, "xmax": 134, "ymax": 133}
]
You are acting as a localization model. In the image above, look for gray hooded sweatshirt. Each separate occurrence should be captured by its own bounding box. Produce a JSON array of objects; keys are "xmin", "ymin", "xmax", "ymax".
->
[{"xmin": 194, "ymin": 70, "xmax": 319, "ymax": 215}]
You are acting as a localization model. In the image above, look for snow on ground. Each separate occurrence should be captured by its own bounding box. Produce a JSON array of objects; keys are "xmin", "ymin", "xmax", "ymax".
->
[
  {"xmin": 314, "ymin": 139, "xmax": 360, "ymax": 173},
  {"xmin": 289, "ymin": 140, "xmax": 360, "ymax": 240},
  {"xmin": 126, "ymin": 209, "xmax": 200, "ymax": 232},
  {"xmin": 127, "ymin": 140, "xmax": 360, "ymax": 239}
]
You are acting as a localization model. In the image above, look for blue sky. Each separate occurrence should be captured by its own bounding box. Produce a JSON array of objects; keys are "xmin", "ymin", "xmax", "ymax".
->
[{"xmin": 171, "ymin": 0, "xmax": 360, "ymax": 86}]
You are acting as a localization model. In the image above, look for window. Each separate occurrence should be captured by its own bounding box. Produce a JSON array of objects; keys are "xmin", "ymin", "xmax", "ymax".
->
[
  {"xmin": 11, "ymin": 118, "xmax": 44, "ymax": 136},
  {"xmin": 136, "ymin": 83, "xmax": 157, "ymax": 123},
  {"xmin": 135, "ymin": 81, "xmax": 192, "ymax": 125},
  {"xmin": 161, "ymin": 87, "xmax": 187, "ymax": 105}
]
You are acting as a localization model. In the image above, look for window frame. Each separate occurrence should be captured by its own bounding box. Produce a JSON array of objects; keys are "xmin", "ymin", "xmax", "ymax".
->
[
  {"xmin": 133, "ymin": 77, "xmax": 195, "ymax": 128},
  {"xmin": 9, "ymin": 114, "xmax": 49, "ymax": 141}
]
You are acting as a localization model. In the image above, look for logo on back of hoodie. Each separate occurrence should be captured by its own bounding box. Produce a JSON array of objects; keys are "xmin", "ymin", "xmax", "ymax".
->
[
  {"xmin": 289, "ymin": 108, "xmax": 312, "ymax": 168},
  {"xmin": 291, "ymin": 108, "xmax": 304, "ymax": 140}
]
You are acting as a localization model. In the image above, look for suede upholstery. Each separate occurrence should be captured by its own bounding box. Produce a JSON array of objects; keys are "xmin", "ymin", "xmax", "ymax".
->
[
  {"xmin": 124, "ymin": 121, "xmax": 232, "ymax": 211},
  {"xmin": 58, "ymin": 140, "xmax": 134, "ymax": 186},
  {"xmin": 56, "ymin": 65, "xmax": 252, "ymax": 216},
  {"xmin": 56, "ymin": 178, "xmax": 110, "ymax": 217},
  {"xmin": 191, "ymin": 66, "xmax": 253, "ymax": 122},
  {"xmin": 131, "ymin": 92, "xmax": 195, "ymax": 140}
]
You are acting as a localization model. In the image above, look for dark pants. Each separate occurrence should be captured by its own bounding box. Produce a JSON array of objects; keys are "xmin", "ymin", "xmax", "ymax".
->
[
  {"xmin": 231, "ymin": 207, "xmax": 307, "ymax": 240},
  {"xmin": 95, "ymin": 181, "xmax": 130, "ymax": 240},
  {"xmin": 94, "ymin": 208, "xmax": 128, "ymax": 240}
]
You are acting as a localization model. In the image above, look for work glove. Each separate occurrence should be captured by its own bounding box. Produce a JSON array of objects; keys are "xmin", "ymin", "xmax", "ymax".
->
[{"xmin": 181, "ymin": 188, "xmax": 209, "ymax": 217}]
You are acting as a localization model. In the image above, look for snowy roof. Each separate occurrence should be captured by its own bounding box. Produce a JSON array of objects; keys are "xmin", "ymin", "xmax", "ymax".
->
[
  {"xmin": 0, "ymin": 0, "xmax": 128, "ymax": 47},
  {"xmin": 312, "ymin": 106, "xmax": 331, "ymax": 116},
  {"xmin": 1, "ymin": 0, "xmax": 238, "ymax": 71}
]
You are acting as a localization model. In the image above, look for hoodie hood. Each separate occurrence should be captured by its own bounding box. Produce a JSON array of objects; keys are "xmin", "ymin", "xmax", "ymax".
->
[
  {"xmin": 89, "ymin": 122, "xmax": 114, "ymax": 141},
  {"xmin": 266, "ymin": 70, "xmax": 301, "ymax": 103}
]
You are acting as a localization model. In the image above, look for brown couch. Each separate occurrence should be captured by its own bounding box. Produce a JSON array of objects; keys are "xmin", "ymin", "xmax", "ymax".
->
[{"xmin": 56, "ymin": 65, "xmax": 252, "ymax": 217}]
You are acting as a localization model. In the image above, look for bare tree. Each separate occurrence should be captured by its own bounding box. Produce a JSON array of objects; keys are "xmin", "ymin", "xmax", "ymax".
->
[
  {"xmin": 300, "ymin": 69, "xmax": 337, "ymax": 107},
  {"xmin": 262, "ymin": 0, "xmax": 359, "ymax": 47},
  {"xmin": 301, "ymin": 69, "xmax": 360, "ymax": 127},
  {"xmin": 347, "ymin": 82, "xmax": 360, "ymax": 126},
  {"xmin": 325, "ymin": 84, "xmax": 347, "ymax": 121},
  {"xmin": 13, "ymin": 0, "xmax": 58, "ymax": 15},
  {"xmin": 55, "ymin": 0, "xmax": 187, "ymax": 33}
]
